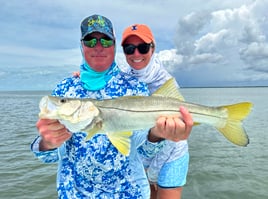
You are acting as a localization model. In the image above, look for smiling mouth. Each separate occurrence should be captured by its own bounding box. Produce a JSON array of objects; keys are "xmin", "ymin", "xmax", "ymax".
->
[
  {"xmin": 132, "ymin": 59, "xmax": 143, "ymax": 63},
  {"xmin": 92, "ymin": 54, "xmax": 106, "ymax": 58}
]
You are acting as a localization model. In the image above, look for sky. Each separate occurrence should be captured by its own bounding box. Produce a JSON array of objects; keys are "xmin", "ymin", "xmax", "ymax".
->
[{"xmin": 1, "ymin": 0, "xmax": 268, "ymax": 90}]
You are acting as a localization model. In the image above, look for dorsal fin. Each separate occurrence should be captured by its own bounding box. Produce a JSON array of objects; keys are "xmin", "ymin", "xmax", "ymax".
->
[{"xmin": 153, "ymin": 78, "xmax": 185, "ymax": 101}]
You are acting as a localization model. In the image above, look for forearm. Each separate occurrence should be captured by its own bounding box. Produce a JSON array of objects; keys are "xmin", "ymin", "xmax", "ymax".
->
[
  {"xmin": 39, "ymin": 139, "xmax": 57, "ymax": 151},
  {"xmin": 30, "ymin": 136, "xmax": 59, "ymax": 163},
  {"xmin": 135, "ymin": 129, "xmax": 166, "ymax": 159},
  {"xmin": 147, "ymin": 128, "xmax": 165, "ymax": 142}
]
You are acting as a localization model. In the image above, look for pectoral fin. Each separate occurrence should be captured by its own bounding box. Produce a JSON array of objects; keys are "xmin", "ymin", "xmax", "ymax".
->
[
  {"xmin": 85, "ymin": 126, "xmax": 101, "ymax": 140},
  {"xmin": 85, "ymin": 117, "xmax": 103, "ymax": 140},
  {"xmin": 106, "ymin": 131, "xmax": 133, "ymax": 156}
]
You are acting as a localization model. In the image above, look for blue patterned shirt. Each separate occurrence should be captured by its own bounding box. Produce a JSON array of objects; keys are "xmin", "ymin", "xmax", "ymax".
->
[{"xmin": 31, "ymin": 67, "xmax": 164, "ymax": 199}]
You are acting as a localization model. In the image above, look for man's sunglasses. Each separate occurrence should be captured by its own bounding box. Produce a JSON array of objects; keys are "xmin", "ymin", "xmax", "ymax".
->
[
  {"xmin": 123, "ymin": 43, "xmax": 153, "ymax": 55},
  {"xmin": 82, "ymin": 36, "xmax": 114, "ymax": 48}
]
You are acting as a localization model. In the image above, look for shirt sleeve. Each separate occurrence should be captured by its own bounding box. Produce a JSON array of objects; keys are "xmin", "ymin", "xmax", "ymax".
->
[
  {"xmin": 133, "ymin": 129, "xmax": 166, "ymax": 159},
  {"xmin": 30, "ymin": 136, "xmax": 60, "ymax": 163}
]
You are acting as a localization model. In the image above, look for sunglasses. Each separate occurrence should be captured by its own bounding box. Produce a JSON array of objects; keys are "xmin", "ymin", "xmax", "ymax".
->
[
  {"xmin": 82, "ymin": 36, "xmax": 114, "ymax": 48},
  {"xmin": 123, "ymin": 43, "xmax": 153, "ymax": 55}
]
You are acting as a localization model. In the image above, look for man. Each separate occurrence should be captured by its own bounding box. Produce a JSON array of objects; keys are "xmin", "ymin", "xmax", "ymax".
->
[{"xmin": 31, "ymin": 14, "xmax": 193, "ymax": 198}]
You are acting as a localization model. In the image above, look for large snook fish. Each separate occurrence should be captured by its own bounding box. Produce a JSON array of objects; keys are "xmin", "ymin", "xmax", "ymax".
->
[{"xmin": 39, "ymin": 78, "xmax": 253, "ymax": 156}]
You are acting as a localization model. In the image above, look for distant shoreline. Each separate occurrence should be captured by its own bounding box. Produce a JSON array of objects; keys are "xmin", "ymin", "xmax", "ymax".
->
[
  {"xmin": 0, "ymin": 90, "xmax": 52, "ymax": 94},
  {"xmin": 180, "ymin": 85, "xmax": 268, "ymax": 89},
  {"xmin": 0, "ymin": 86, "xmax": 267, "ymax": 92}
]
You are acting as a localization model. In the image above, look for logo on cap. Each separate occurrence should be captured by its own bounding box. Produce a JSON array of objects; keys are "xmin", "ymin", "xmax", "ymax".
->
[
  {"xmin": 88, "ymin": 16, "xmax": 106, "ymax": 27},
  {"xmin": 131, "ymin": 25, "xmax": 137, "ymax": 31}
]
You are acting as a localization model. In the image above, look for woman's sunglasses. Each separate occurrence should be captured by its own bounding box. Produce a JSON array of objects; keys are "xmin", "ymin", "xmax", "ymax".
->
[
  {"xmin": 123, "ymin": 43, "xmax": 153, "ymax": 55},
  {"xmin": 82, "ymin": 36, "xmax": 114, "ymax": 48}
]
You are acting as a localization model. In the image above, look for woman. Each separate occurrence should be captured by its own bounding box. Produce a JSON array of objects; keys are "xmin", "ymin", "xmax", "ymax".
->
[{"xmin": 121, "ymin": 24, "xmax": 191, "ymax": 199}]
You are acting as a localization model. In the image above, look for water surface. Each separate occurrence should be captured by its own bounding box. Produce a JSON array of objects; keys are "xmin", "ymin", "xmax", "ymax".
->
[{"xmin": 0, "ymin": 88, "xmax": 267, "ymax": 198}]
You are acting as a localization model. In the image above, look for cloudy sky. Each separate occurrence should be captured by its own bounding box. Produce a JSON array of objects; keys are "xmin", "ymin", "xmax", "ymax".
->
[{"xmin": 1, "ymin": 0, "xmax": 268, "ymax": 90}]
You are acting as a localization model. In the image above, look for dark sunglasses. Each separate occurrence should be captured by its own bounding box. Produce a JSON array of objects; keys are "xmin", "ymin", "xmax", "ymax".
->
[
  {"xmin": 82, "ymin": 36, "xmax": 114, "ymax": 48},
  {"xmin": 123, "ymin": 43, "xmax": 153, "ymax": 55}
]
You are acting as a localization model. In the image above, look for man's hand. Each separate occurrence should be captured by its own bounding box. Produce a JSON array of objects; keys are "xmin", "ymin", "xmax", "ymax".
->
[{"xmin": 36, "ymin": 119, "xmax": 72, "ymax": 151}]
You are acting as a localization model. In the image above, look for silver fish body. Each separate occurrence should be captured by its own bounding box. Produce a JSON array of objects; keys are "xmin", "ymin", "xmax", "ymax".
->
[
  {"xmin": 39, "ymin": 78, "xmax": 253, "ymax": 155},
  {"xmin": 93, "ymin": 95, "xmax": 228, "ymax": 132}
]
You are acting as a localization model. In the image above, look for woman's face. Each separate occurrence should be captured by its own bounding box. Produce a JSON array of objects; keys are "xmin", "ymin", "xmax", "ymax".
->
[
  {"xmin": 123, "ymin": 35, "xmax": 154, "ymax": 70},
  {"xmin": 82, "ymin": 32, "xmax": 115, "ymax": 72}
]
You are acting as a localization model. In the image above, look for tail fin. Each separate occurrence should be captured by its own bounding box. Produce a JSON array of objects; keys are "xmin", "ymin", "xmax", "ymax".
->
[{"xmin": 216, "ymin": 102, "xmax": 253, "ymax": 146}]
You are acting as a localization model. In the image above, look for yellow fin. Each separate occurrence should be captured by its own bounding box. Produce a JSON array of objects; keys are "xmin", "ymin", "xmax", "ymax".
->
[
  {"xmin": 153, "ymin": 78, "xmax": 185, "ymax": 101},
  {"xmin": 85, "ymin": 117, "xmax": 103, "ymax": 140},
  {"xmin": 106, "ymin": 131, "xmax": 133, "ymax": 156},
  {"xmin": 85, "ymin": 126, "xmax": 101, "ymax": 140},
  {"xmin": 216, "ymin": 102, "xmax": 253, "ymax": 146},
  {"xmin": 194, "ymin": 122, "xmax": 201, "ymax": 126}
]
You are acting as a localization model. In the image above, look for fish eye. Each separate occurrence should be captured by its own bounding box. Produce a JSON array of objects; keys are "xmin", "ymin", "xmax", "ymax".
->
[{"xmin": 60, "ymin": 98, "xmax": 67, "ymax": 103}]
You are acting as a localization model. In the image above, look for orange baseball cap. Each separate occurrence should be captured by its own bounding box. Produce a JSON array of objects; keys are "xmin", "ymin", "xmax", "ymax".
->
[{"xmin": 121, "ymin": 24, "xmax": 155, "ymax": 45}]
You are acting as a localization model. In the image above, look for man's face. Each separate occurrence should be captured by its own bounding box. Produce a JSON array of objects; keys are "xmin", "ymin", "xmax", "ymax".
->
[{"xmin": 82, "ymin": 32, "xmax": 115, "ymax": 72}]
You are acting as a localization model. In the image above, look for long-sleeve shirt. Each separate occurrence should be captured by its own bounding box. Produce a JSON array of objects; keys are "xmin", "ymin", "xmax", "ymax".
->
[{"xmin": 31, "ymin": 65, "xmax": 164, "ymax": 199}]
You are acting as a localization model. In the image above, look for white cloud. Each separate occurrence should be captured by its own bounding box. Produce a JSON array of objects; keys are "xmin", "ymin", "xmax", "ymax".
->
[
  {"xmin": 194, "ymin": 29, "xmax": 230, "ymax": 52},
  {"xmin": 240, "ymin": 42, "xmax": 268, "ymax": 72},
  {"xmin": 158, "ymin": 49, "xmax": 182, "ymax": 62},
  {"xmin": 187, "ymin": 53, "xmax": 224, "ymax": 65},
  {"xmin": 0, "ymin": 0, "xmax": 267, "ymax": 89},
  {"xmin": 0, "ymin": 45, "xmax": 81, "ymax": 67},
  {"xmin": 172, "ymin": 0, "xmax": 268, "ymax": 86}
]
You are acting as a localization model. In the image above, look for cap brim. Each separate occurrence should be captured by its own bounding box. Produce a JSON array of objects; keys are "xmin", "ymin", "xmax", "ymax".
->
[{"xmin": 82, "ymin": 30, "xmax": 114, "ymax": 40}]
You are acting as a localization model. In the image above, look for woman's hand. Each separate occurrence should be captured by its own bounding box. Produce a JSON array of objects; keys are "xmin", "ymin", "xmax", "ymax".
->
[{"xmin": 148, "ymin": 106, "xmax": 193, "ymax": 142}]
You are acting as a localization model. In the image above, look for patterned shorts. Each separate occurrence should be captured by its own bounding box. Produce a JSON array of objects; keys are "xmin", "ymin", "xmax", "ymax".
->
[{"xmin": 157, "ymin": 152, "xmax": 189, "ymax": 188}]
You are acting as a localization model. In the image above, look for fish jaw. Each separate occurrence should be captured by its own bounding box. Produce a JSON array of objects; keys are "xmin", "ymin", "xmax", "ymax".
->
[
  {"xmin": 39, "ymin": 96, "xmax": 100, "ymax": 132},
  {"xmin": 39, "ymin": 96, "xmax": 64, "ymax": 119}
]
